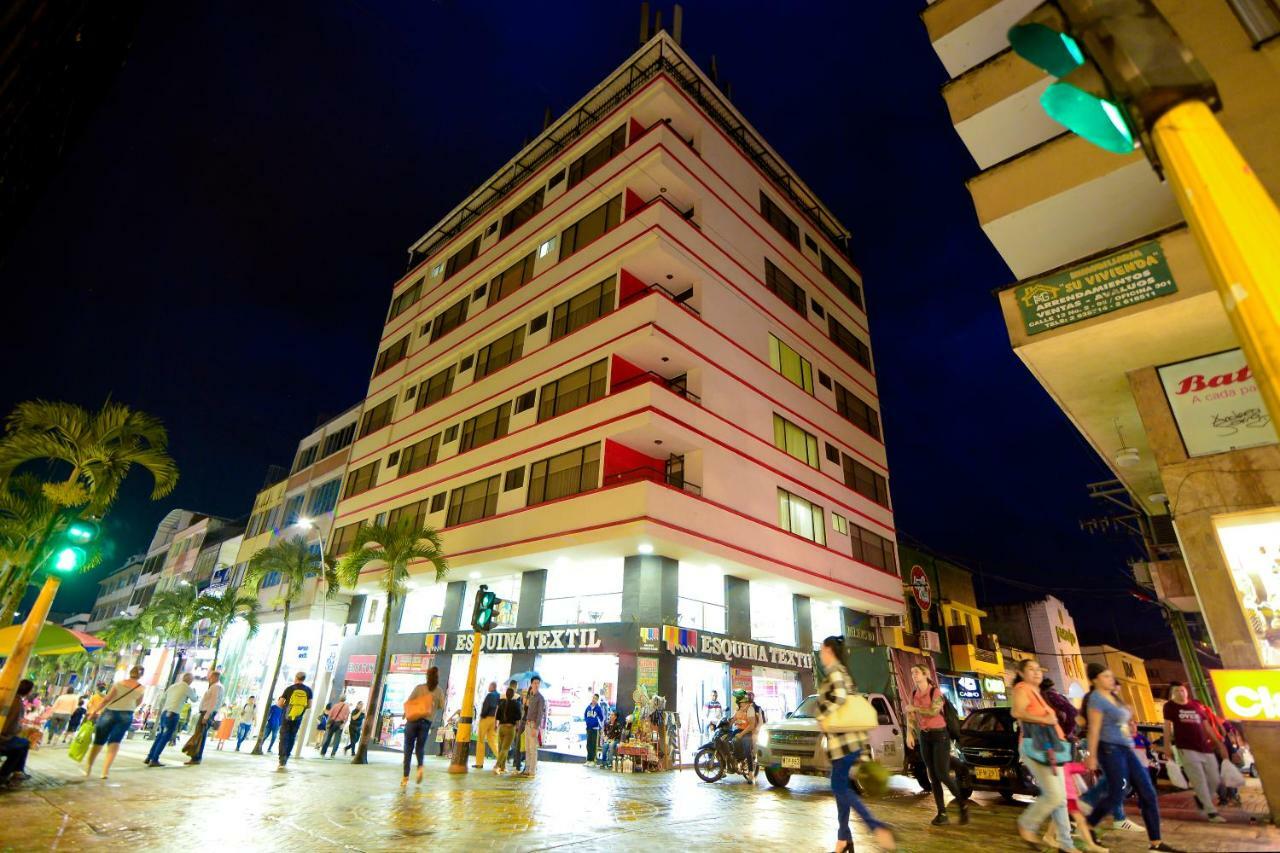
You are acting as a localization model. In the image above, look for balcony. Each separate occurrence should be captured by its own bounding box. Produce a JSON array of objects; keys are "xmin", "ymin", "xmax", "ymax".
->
[
  {"xmin": 948, "ymin": 627, "xmax": 1006, "ymax": 675},
  {"xmin": 922, "ymin": 0, "xmax": 1042, "ymax": 77}
]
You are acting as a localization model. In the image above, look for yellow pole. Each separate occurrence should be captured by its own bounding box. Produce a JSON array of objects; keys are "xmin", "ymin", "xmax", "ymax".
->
[
  {"xmin": 447, "ymin": 630, "xmax": 483, "ymax": 773},
  {"xmin": 1152, "ymin": 100, "xmax": 1280, "ymax": 422},
  {"xmin": 0, "ymin": 575, "xmax": 61, "ymax": 731}
]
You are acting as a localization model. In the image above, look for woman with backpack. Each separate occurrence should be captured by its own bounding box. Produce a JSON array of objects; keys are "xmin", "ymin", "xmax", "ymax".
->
[
  {"xmin": 905, "ymin": 663, "xmax": 969, "ymax": 827},
  {"xmin": 1011, "ymin": 658, "xmax": 1074, "ymax": 850},
  {"xmin": 401, "ymin": 667, "xmax": 444, "ymax": 786}
]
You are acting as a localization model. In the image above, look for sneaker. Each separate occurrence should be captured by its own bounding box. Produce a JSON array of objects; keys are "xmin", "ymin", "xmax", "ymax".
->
[
  {"xmin": 1114, "ymin": 819, "xmax": 1145, "ymax": 833},
  {"xmin": 1207, "ymin": 814, "xmax": 1227, "ymax": 824},
  {"xmin": 931, "ymin": 813, "xmax": 948, "ymax": 826},
  {"xmin": 276, "ymin": 765, "xmax": 286, "ymax": 772},
  {"xmin": 184, "ymin": 760, "xmax": 200, "ymax": 766}
]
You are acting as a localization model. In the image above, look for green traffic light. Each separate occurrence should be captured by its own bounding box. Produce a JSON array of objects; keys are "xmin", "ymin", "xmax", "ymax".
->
[
  {"xmin": 1041, "ymin": 82, "xmax": 1136, "ymax": 153},
  {"xmin": 65, "ymin": 519, "xmax": 98, "ymax": 544},
  {"xmin": 1008, "ymin": 23, "xmax": 1085, "ymax": 77},
  {"xmin": 53, "ymin": 546, "xmax": 86, "ymax": 573}
]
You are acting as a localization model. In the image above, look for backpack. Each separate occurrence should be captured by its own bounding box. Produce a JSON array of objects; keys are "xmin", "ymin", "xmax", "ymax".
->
[{"xmin": 934, "ymin": 687, "xmax": 962, "ymax": 740}]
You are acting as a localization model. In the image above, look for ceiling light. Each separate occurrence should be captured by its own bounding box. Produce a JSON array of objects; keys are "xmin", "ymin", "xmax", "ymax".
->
[
  {"xmin": 637, "ymin": 543, "xmax": 654, "ymax": 555},
  {"xmin": 1114, "ymin": 447, "xmax": 1141, "ymax": 467},
  {"xmin": 469, "ymin": 571, "xmax": 481, "ymax": 579}
]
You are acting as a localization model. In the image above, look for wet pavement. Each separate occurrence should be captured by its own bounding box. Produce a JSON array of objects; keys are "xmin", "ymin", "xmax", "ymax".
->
[{"xmin": 3, "ymin": 738, "xmax": 1277, "ymax": 852}]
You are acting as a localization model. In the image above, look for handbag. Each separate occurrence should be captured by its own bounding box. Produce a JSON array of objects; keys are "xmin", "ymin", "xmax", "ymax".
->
[
  {"xmin": 1019, "ymin": 722, "xmax": 1072, "ymax": 766},
  {"xmin": 404, "ymin": 689, "xmax": 432, "ymax": 722},
  {"xmin": 820, "ymin": 693, "xmax": 879, "ymax": 732},
  {"xmin": 66, "ymin": 721, "xmax": 95, "ymax": 762}
]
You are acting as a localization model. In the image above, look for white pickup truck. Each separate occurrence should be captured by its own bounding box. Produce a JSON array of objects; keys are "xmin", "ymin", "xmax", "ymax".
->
[{"xmin": 756, "ymin": 692, "xmax": 915, "ymax": 789}]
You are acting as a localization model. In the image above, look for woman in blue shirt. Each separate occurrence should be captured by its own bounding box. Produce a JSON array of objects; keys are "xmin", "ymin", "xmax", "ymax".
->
[{"xmin": 1083, "ymin": 662, "xmax": 1178, "ymax": 851}]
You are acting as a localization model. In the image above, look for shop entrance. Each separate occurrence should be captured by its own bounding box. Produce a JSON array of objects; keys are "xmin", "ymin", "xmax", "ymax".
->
[
  {"xmin": 677, "ymin": 657, "xmax": 729, "ymax": 759},
  {"xmin": 445, "ymin": 652, "xmax": 514, "ymax": 722},
  {"xmin": 751, "ymin": 666, "xmax": 803, "ymax": 724},
  {"xmin": 532, "ymin": 653, "xmax": 619, "ymax": 758}
]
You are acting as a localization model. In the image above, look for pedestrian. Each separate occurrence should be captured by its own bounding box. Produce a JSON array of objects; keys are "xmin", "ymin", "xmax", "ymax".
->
[
  {"xmin": 817, "ymin": 636, "xmax": 896, "ymax": 852},
  {"xmin": 186, "ymin": 670, "xmax": 224, "ymax": 765},
  {"xmin": 322, "ymin": 695, "xmax": 350, "ymax": 758},
  {"xmin": 84, "ymin": 665, "xmax": 145, "ymax": 780},
  {"xmin": 494, "ymin": 686, "xmax": 522, "ymax": 774},
  {"xmin": 1083, "ymin": 663, "xmax": 1179, "ymax": 851},
  {"xmin": 277, "ymin": 671, "xmax": 312, "ymax": 770},
  {"xmin": 0, "ymin": 680, "xmax": 35, "ymax": 785},
  {"xmin": 1160, "ymin": 681, "xmax": 1226, "ymax": 822},
  {"xmin": 264, "ymin": 697, "xmax": 285, "ymax": 752},
  {"xmin": 402, "ymin": 666, "xmax": 444, "ymax": 786},
  {"xmin": 507, "ymin": 680, "xmax": 525, "ymax": 772},
  {"xmin": 473, "ymin": 681, "xmax": 500, "ymax": 769},
  {"xmin": 1010, "ymin": 658, "xmax": 1072, "ymax": 851},
  {"xmin": 48, "ymin": 687, "xmax": 78, "ymax": 743},
  {"xmin": 904, "ymin": 663, "xmax": 969, "ymax": 826},
  {"xmin": 518, "ymin": 675, "xmax": 547, "ymax": 778},
  {"xmin": 236, "ymin": 696, "xmax": 257, "ymax": 752},
  {"xmin": 67, "ymin": 696, "xmax": 87, "ymax": 736},
  {"xmin": 599, "ymin": 711, "xmax": 622, "ymax": 768},
  {"xmin": 146, "ymin": 672, "xmax": 197, "ymax": 767},
  {"xmin": 1040, "ymin": 678, "xmax": 1079, "ymax": 741},
  {"xmin": 729, "ymin": 689, "xmax": 757, "ymax": 772},
  {"xmin": 344, "ymin": 701, "xmax": 365, "ymax": 755},
  {"xmin": 85, "ymin": 682, "xmax": 108, "ymax": 718},
  {"xmin": 705, "ymin": 689, "xmax": 723, "ymax": 733},
  {"xmin": 312, "ymin": 703, "xmax": 332, "ymax": 748},
  {"xmin": 214, "ymin": 704, "xmax": 236, "ymax": 749},
  {"xmin": 583, "ymin": 692, "xmax": 606, "ymax": 765}
]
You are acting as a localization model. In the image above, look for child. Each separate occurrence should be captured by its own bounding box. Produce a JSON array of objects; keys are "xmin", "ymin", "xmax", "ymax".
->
[
  {"xmin": 1061, "ymin": 760, "xmax": 1107, "ymax": 853},
  {"xmin": 66, "ymin": 698, "xmax": 87, "ymax": 741}
]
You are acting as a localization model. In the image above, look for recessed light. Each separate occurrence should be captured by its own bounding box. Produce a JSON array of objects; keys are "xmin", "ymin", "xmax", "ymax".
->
[
  {"xmin": 637, "ymin": 543, "xmax": 654, "ymax": 555},
  {"xmin": 660, "ymin": 186, "xmax": 667, "ymax": 193},
  {"xmin": 469, "ymin": 571, "xmax": 481, "ymax": 579},
  {"xmin": 654, "ymin": 439, "xmax": 663, "ymax": 446},
  {"xmin": 666, "ymin": 273, "xmax": 673, "ymax": 280}
]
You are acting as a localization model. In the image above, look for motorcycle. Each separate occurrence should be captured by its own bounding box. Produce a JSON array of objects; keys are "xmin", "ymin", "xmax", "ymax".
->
[{"xmin": 693, "ymin": 718, "xmax": 757, "ymax": 784}]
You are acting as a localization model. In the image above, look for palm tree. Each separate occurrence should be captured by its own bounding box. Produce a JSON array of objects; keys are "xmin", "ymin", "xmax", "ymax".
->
[
  {"xmin": 99, "ymin": 616, "xmax": 151, "ymax": 669},
  {"xmin": 0, "ymin": 474, "xmax": 60, "ymax": 626},
  {"xmin": 145, "ymin": 585, "xmax": 205, "ymax": 685},
  {"xmin": 336, "ymin": 521, "xmax": 448, "ymax": 764},
  {"xmin": 196, "ymin": 587, "xmax": 260, "ymax": 671},
  {"xmin": 242, "ymin": 536, "xmax": 337, "ymax": 756}
]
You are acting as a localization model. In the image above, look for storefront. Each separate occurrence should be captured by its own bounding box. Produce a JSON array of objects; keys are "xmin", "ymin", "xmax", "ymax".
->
[
  {"xmin": 532, "ymin": 653, "xmax": 618, "ymax": 758},
  {"xmin": 676, "ymin": 656, "xmax": 729, "ymax": 757},
  {"xmin": 1214, "ymin": 509, "xmax": 1280, "ymax": 669}
]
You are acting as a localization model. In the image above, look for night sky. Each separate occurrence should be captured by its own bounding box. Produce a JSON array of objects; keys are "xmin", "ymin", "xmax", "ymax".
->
[{"xmin": 1, "ymin": 3, "xmax": 1170, "ymax": 656}]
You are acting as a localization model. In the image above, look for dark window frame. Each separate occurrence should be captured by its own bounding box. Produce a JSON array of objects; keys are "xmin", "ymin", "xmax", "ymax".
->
[
  {"xmin": 567, "ymin": 125, "xmax": 626, "ymax": 190},
  {"xmin": 764, "ymin": 259, "xmax": 807, "ymax": 318},
  {"xmin": 760, "ymin": 191, "xmax": 800, "ymax": 248},
  {"xmin": 538, "ymin": 359, "xmax": 608, "ymax": 422},
  {"xmin": 374, "ymin": 336, "xmax": 410, "ymax": 375},
  {"xmin": 416, "ymin": 365, "xmax": 456, "ymax": 412},
  {"xmin": 343, "ymin": 460, "xmax": 380, "ymax": 499},
  {"xmin": 474, "ymin": 326, "xmax": 526, "ymax": 380},
  {"xmin": 446, "ymin": 475, "xmax": 501, "ymax": 527},
  {"xmin": 821, "ymin": 251, "xmax": 864, "ymax": 310},
  {"xmin": 559, "ymin": 195, "xmax": 622, "ymax": 261},
  {"xmin": 500, "ymin": 188, "xmax": 545, "ymax": 238},
  {"xmin": 550, "ymin": 276, "xmax": 616, "ymax": 341},
  {"xmin": 430, "ymin": 298, "xmax": 470, "ymax": 343},
  {"xmin": 527, "ymin": 443, "xmax": 601, "ymax": 506},
  {"xmin": 358, "ymin": 397, "xmax": 395, "ymax": 438},
  {"xmin": 828, "ymin": 316, "xmax": 872, "ymax": 371},
  {"xmin": 458, "ymin": 402, "xmax": 512, "ymax": 453},
  {"xmin": 444, "ymin": 235, "xmax": 481, "ymax": 280},
  {"xmin": 398, "ymin": 433, "xmax": 441, "ymax": 477}
]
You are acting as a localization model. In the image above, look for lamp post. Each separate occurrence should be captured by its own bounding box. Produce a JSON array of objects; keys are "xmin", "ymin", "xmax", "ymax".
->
[{"xmin": 295, "ymin": 517, "xmax": 329, "ymax": 758}]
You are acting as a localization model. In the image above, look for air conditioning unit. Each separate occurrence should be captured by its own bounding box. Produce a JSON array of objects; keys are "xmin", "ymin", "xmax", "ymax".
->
[
  {"xmin": 918, "ymin": 631, "xmax": 942, "ymax": 653},
  {"xmin": 876, "ymin": 614, "xmax": 904, "ymax": 629}
]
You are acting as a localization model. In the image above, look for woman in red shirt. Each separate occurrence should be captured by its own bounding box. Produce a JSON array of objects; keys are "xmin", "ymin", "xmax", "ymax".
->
[{"xmin": 904, "ymin": 664, "xmax": 969, "ymax": 826}]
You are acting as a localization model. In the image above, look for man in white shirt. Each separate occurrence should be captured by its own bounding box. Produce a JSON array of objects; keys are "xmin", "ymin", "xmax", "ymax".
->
[
  {"xmin": 146, "ymin": 673, "xmax": 197, "ymax": 767},
  {"xmin": 186, "ymin": 671, "xmax": 224, "ymax": 765}
]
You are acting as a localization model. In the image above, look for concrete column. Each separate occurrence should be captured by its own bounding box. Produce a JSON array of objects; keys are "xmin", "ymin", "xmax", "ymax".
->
[
  {"xmin": 794, "ymin": 595, "xmax": 815, "ymax": 695},
  {"xmin": 441, "ymin": 580, "xmax": 468, "ymax": 632},
  {"xmin": 620, "ymin": 555, "xmax": 677, "ymax": 707},
  {"xmin": 516, "ymin": 569, "xmax": 547, "ymax": 630},
  {"xmin": 724, "ymin": 574, "xmax": 750, "ymax": 638}
]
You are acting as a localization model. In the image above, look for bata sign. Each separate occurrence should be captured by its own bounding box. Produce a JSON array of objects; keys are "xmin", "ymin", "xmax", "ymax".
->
[
  {"xmin": 454, "ymin": 628, "xmax": 603, "ymax": 652},
  {"xmin": 1159, "ymin": 349, "xmax": 1278, "ymax": 457},
  {"xmin": 1209, "ymin": 669, "xmax": 1280, "ymax": 723},
  {"xmin": 689, "ymin": 636, "xmax": 812, "ymax": 668}
]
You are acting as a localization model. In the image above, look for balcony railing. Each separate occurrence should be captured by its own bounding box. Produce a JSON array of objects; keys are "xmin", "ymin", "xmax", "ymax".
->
[
  {"xmin": 975, "ymin": 647, "xmax": 1000, "ymax": 665},
  {"xmin": 976, "ymin": 632, "xmax": 1000, "ymax": 653},
  {"xmin": 611, "ymin": 370, "xmax": 702, "ymax": 405},
  {"xmin": 602, "ymin": 465, "xmax": 703, "ymax": 496},
  {"xmin": 619, "ymin": 280, "xmax": 699, "ymax": 316}
]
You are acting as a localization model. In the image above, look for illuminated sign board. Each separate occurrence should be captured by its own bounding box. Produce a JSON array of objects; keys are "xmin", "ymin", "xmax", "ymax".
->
[{"xmin": 1209, "ymin": 669, "xmax": 1280, "ymax": 723}]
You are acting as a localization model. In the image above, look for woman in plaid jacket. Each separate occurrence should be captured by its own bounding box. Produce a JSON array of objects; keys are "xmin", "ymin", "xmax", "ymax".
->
[{"xmin": 817, "ymin": 636, "xmax": 896, "ymax": 851}]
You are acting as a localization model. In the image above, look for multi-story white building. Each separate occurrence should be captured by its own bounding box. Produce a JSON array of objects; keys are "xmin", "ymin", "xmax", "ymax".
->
[
  {"xmin": 328, "ymin": 32, "xmax": 902, "ymax": 759},
  {"xmin": 86, "ymin": 554, "xmax": 145, "ymax": 633}
]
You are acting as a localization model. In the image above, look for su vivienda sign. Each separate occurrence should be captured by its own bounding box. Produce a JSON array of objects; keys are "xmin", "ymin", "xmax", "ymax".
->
[{"xmin": 1209, "ymin": 669, "xmax": 1280, "ymax": 723}]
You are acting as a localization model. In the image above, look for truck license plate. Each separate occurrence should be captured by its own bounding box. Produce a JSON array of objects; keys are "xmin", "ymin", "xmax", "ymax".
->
[
  {"xmin": 975, "ymin": 766, "xmax": 1000, "ymax": 781},
  {"xmin": 781, "ymin": 756, "xmax": 802, "ymax": 769}
]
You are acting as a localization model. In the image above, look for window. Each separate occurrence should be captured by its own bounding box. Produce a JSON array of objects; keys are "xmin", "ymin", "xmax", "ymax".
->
[
  {"xmin": 458, "ymin": 354, "xmax": 474, "ymax": 372},
  {"xmin": 841, "ymin": 453, "xmax": 890, "ymax": 506},
  {"xmin": 750, "ymin": 580, "xmax": 796, "ymax": 645},
  {"xmin": 772, "ymin": 414, "xmax": 820, "ymax": 468},
  {"xmin": 834, "ymin": 381, "xmax": 882, "ymax": 440},
  {"xmin": 444, "ymin": 235, "xmax": 481, "ymax": 280},
  {"xmin": 678, "ymin": 561, "xmax": 725, "ymax": 633},
  {"xmin": 443, "ymin": 424, "xmax": 459, "ymax": 443},
  {"xmin": 459, "ymin": 402, "xmax": 512, "ymax": 452},
  {"xmin": 374, "ymin": 336, "xmax": 410, "ymax": 375},
  {"xmin": 559, "ymin": 195, "xmax": 621, "ymax": 260},
  {"xmin": 330, "ymin": 522, "xmax": 362, "ymax": 557},
  {"xmin": 307, "ymin": 479, "xmax": 341, "ymax": 515},
  {"xmin": 485, "ymin": 221, "xmax": 498, "ymax": 237},
  {"xmin": 387, "ymin": 497, "xmax": 430, "ymax": 532},
  {"xmin": 359, "ymin": 397, "xmax": 395, "ymax": 438},
  {"xmin": 548, "ymin": 170, "xmax": 566, "ymax": 191},
  {"xmin": 293, "ymin": 444, "xmax": 318, "ymax": 473},
  {"xmin": 430, "ymin": 263, "xmax": 443, "ymax": 277},
  {"xmin": 403, "ymin": 385, "xmax": 417, "ymax": 402},
  {"xmin": 1228, "ymin": 0, "xmax": 1280, "ymax": 45},
  {"xmin": 501, "ymin": 188, "xmax": 544, "ymax": 238},
  {"xmin": 818, "ymin": 370, "xmax": 832, "ymax": 390},
  {"xmin": 528, "ymin": 443, "xmax": 601, "ymax": 505},
  {"xmin": 567, "ymin": 125, "xmax": 626, "ymax": 189},
  {"xmin": 446, "ymin": 475, "xmax": 501, "ymax": 526},
  {"xmin": 429, "ymin": 492, "xmax": 446, "ymax": 513},
  {"xmin": 529, "ymin": 313, "xmax": 548, "ymax": 334},
  {"xmin": 778, "ymin": 488, "xmax": 825, "ymax": 545},
  {"xmin": 768, "ymin": 334, "xmax": 814, "ymax": 394},
  {"xmin": 760, "ymin": 191, "xmax": 800, "ymax": 248},
  {"xmin": 513, "ymin": 390, "xmax": 536, "ymax": 414},
  {"xmin": 850, "ymin": 526, "xmax": 896, "ymax": 573},
  {"xmin": 344, "ymin": 460, "xmax": 380, "ymax": 499},
  {"xmin": 388, "ymin": 279, "xmax": 423, "ymax": 321},
  {"xmin": 359, "ymin": 594, "xmax": 385, "ymax": 635},
  {"xmin": 825, "ymin": 443, "xmax": 840, "ymax": 464},
  {"xmin": 504, "ymin": 467, "xmax": 525, "ymax": 491},
  {"xmin": 828, "ymin": 316, "xmax": 872, "ymax": 370},
  {"xmin": 474, "ymin": 326, "xmax": 525, "ymax": 379},
  {"xmin": 415, "ymin": 365, "xmax": 456, "ymax": 411},
  {"xmin": 821, "ymin": 251, "xmax": 864, "ymax": 309},
  {"xmin": 1122, "ymin": 660, "xmax": 1136, "ymax": 679},
  {"xmin": 542, "ymin": 557, "xmax": 623, "ymax": 624},
  {"xmin": 551, "ymin": 276, "xmax": 616, "ymax": 341},
  {"xmin": 832, "ymin": 513, "xmax": 849, "ymax": 535},
  {"xmin": 764, "ymin": 259, "xmax": 806, "ymax": 317},
  {"xmin": 488, "ymin": 252, "xmax": 536, "ymax": 306},
  {"xmin": 804, "ymin": 234, "xmax": 819, "ymax": 253},
  {"xmin": 472, "ymin": 284, "xmax": 487, "ymax": 301},
  {"xmin": 538, "ymin": 237, "xmax": 556, "ymax": 258},
  {"xmin": 811, "ymin": 299, "xmax": 826, "ymax": 319},
  {"xmin": 419, "ymin": 320, "xmax": 432, "ymax": 338},
  {"xmin": 538, "ymin": 359, "xmax": 608, "ymax": 421},
  {"xmin": 430, "ymin": 298, "xmax": 469, "ymax": 343},
  {"xmin": 399, "ymin": 583, "xmax": 447, "ymax": 633},
  {"xmin": 398, "ymin": 433, "xmax": 441, "ymax": 476}
]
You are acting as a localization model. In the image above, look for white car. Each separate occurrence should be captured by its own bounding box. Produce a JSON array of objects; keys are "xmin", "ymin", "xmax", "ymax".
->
[{"xmin": 756, "ymin": 692, "xmax": 909, "ymax": 789}]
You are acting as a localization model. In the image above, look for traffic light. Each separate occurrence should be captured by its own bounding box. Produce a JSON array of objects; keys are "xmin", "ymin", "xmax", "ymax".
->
[
  {"xmin": 47, "ymin": 517, "xmax": 99, "ymax": 575},
  {"xmin": 1007, "ymin": 0, "xmax": 1218, "ymax": 160},
  {"xmin": 470, "ymin": 584, "xmax": 497, "ymax": 632}
]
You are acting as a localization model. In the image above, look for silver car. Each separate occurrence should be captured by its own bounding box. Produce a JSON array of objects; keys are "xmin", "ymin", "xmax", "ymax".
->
[{"xmin": 756, "ymin": 692, "xmax": 908, "ymax": 789}]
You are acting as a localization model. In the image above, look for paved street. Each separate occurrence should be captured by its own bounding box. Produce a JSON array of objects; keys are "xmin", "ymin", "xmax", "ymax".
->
[{"xmin": 2, "ymin": 738, "xmax": 1277, "ymax": 852}]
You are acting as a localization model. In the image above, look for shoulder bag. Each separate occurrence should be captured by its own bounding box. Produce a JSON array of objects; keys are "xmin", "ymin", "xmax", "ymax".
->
[
  {"xmin": 403, "ymin": 686, "xmax": 433, "ymax": 722},
  {"xmin": 821, "ymin": 692, "xmax": 879, "ymax": 732}
]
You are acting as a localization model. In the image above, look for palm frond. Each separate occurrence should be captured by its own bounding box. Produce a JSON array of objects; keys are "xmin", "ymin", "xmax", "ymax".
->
[{"xmin": 336, "ymin": 521, "xmax": 449, "ymax": 597}]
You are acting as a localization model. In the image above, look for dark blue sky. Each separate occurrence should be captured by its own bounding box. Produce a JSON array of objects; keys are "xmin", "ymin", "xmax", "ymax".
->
[{"xmin": 1, "ymin": 2, "xmax": 1166, "ymax": 654}]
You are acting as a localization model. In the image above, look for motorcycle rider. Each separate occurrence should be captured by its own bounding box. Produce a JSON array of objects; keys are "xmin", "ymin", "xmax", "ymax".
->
[{"xmin": 729, "ymin": 689, "xmax": 758, "ymax": 774}]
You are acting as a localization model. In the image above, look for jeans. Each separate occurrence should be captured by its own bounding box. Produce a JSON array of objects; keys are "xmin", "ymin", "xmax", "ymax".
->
[
  {"xmin": 0, "ymin": 737, "xmax": 30, "ymax": 778},
  {"xmin": 345, "ymin": 725, "xmax": 360, "ymax": 753},
  {"xmin": 832, "ymin": 749, "xmax": 885, "ymax": 841},
  {"xmin": 523, "ymin": 726, "xmax": 540, "ymax": 774},
  {"xmin": 599, "ymin": 738, "xmax": 615, "ymax": 767},
  {"xmin": 147, "ymin": 712, "xmax": 180, "ymax": 763},
  {"xmin": 321, "ymin": 723, "xmax": 345, "ymax": 757},
  {"xmin": 919, "ymin": 729, "xmax": 963, "ymax": 814},
  {"xmin": 1180, "ymin": 748, "xmax": 1221, "ymax": 817},
  {"xmin": 1087, "ymin": 742, "xmax": 1161, "ymax": 842},
  {"xmin": 1020, "ymin": 755, "xmax": 1073, "ymax": 848},
  {"xmin": 192, "ymin": 712, "xmax": 216, "ymax": 760},
  {"xmin": 236, "ymin": 723, "xmax": 252, "ymax": 751},
  {"xmin": 264, "ymin": 721, "xmax": 280, "ymax": 752},
  {"xmin": 496, "ymin": 724, "xmax": 516, "ymax": 771},
  {"xmin": 402, "ymin": 718, "xmax": 431, "ymax": 777},
  {"xmin": 511, "ymin": 729, "xmax": 524, "ymax": 771},
  {"xmin": 278, "ymin": 717, "xmax": 303, "ymax": 765},
  {"xmin": 586, "ymin": 728, "xmax": 599, "ymax": 763},
  {"xmin": 733, "ymin": 732, "xmax": 755, "ymax": 768},
  {"xmin": 1081, "ymin": 776, "xmax": 1128, "ymax": 821}
]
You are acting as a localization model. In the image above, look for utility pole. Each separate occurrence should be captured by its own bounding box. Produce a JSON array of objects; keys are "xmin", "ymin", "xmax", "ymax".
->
[{"xmin": 448, "ymin": 586, "xmax": 497, "ymax": 773}]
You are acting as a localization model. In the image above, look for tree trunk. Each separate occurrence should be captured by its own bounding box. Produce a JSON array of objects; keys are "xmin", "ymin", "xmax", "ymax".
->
[
  {"xmin": 353, "ymin": 588, "xmax": 397, "ymax": 764},
  {"xmin": 167, "ymin": 645, "xmax": 185, "ymax": 686},
  {"xmin": 250, "ymin": 600, "xmax": 291, "ymax": 756},
  {"xmin": 210, "ymin": 628, "xmax": 224, "ymax": 673}
]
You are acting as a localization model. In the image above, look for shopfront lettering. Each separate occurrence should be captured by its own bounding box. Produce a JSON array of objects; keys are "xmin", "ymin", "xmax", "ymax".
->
[
  {"xmin": 1210, "ymin": 669, "xmax": 1280, "ymax": 722},
  {"xmin": 453, "ymin": 628, "xmax": 603, "ymax": 653},
  {"xmin": 1055, "ymin": 625, "xmax": 1077, "ymax": 646},
  {"xmin": 698, "ymin": 636, "xmax": 812, "ymax": 668}
]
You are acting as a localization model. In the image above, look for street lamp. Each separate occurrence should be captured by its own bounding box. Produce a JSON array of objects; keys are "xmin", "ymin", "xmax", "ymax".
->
[{"xmin": 295, "ymin": 516, "xmax": 330, "ymax": 758}]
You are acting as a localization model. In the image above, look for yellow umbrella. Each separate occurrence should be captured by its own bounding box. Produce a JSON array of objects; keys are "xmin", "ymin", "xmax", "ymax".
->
[{"xmin": 0, "ymin": 622, "xmax": 106, "ymax": 657}]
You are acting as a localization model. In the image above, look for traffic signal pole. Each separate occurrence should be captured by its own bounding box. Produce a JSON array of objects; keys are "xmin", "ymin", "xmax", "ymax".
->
[
  {"xmin": 1152, "ymin": 99, "xmax": 1280, "ymax": 422},
  {"xmin": 0, "ymin": 575, "xmax": 62, "ymax": 732},
  {"xmin": 447, "ymin": 630, "xmax": 484, "ymax": 773}
]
